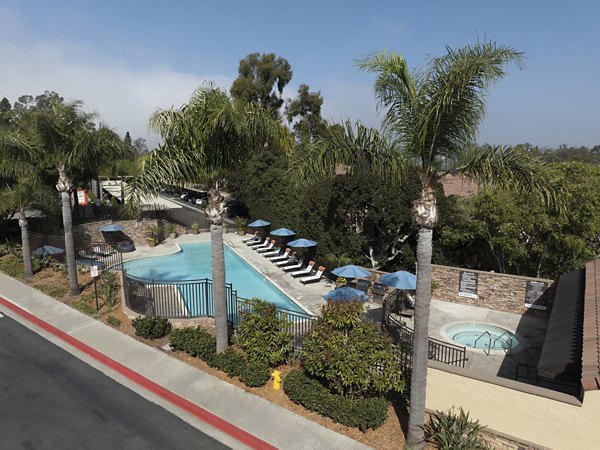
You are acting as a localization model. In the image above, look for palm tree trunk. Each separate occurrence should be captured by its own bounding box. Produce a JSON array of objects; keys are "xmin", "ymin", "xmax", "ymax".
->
[
  {"xmin": 61, "ymin": 190, "xmax": 80, "ymax": 296},
  {"xmin": 19, "ymin": 216, "xmax": 34, "ymax": 281},
  {"xmin": 406, "ymin": 226, "xmax": 433, "ymax": 449},
  {"xmin": 211, "ymin": 224, "xmax": 228, "ymax": 353}
]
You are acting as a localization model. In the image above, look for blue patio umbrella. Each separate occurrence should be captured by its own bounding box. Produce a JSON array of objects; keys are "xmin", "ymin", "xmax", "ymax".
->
[
  {"xmin": 287, "ymin": 238, "xmax": 318, "ymax": 248},
  {"xmin": 379, "ymin": 271, "xmax": 417, "ymax": 290},
  {"xmin": 33, "ymin": 245, "xmax": 65, "ymax": 256},
  {"xmin": 99, "ymin": 224, "xmax": 124, "ymax": 232},
  {"xmin": 270, "ymin": 227, "xmax": 296, "ymax": 237},
  {"xmin": 323, "ymin": 286, "xmax": 368, "ymax": 302},
  {"xmin": 248, "ymin": 219, "xmax": 271, "ymax": 227},
  {"xmin": 331, "ymin": 264, "xmax": 370, "ymax": 279}
]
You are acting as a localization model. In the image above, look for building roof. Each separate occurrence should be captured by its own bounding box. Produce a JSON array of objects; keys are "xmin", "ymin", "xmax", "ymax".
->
[
  {"xmin": 582, "ymin": 259, "xmax": 600, "ymax": 391},
  {"xmin": 439, "ymin": 174, "xmax": 479, "ymax": 197}
]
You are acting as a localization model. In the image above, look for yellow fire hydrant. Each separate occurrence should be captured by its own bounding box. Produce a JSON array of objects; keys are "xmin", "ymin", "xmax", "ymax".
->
[{"xmin": 272, "ymin": 370, "xmax": 282, "ymax": 390}]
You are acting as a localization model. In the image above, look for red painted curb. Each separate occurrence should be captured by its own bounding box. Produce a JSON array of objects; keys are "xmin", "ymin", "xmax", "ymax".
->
[{"xmin": 0, "ymin": 296, "xmax": 277, "ymax": 450}]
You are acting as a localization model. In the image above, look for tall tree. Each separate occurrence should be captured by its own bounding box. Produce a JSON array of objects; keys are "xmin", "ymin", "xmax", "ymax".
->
[
  {"xmin": 128, "ymin": 84, "xmax": 292, "ymax": 352},
  {"xmin": 31, "ymin": 99, "xmax": 124, "ymax": 295},
  {"xmin": 292, "ymin": 42, "xmax": 558, "ymax": 448},
  {"xmin": 230, "ymin": 52, "xmax": 293, "ymax": 117},
  {"xmin": 285, "ymin": 84, "xmax": 326, "ymax": 143}
]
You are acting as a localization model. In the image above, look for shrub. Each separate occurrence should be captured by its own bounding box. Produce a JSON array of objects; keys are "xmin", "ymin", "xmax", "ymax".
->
[
  {"xmin": 236, "ymin": 299, "xmax": 293, "ymax": 366},
  {"xmin": 239, "ymin": 361, "xmax": 271, "ymax": 387},
  {"xmin": 424, "ymin": 407, "xmax": 492, "ymax": 450},
  {"xmin": 106, "ymin": 316, "xmax": 121, "ymax": 328},
  {"xmin": 302, "ymin": 301, "xmax": 404, "ymax": 398},
  {"xmin": 169, "ymin": 326, "xmax": 216, "ymax": 360},
  {"xmin": 99, "ymin": 270, "xmax": 119, "ymax": 308},
  {"xmin": 132, "ymin": 316, "xmax": 172, "ymax": 339},
  {"xmin": 284, "ymin": 369, "xmax": 387, "ymax": 431},
  {"xmin": 210, "ymin": 348, "xmax": 247, "ymax": 378}
]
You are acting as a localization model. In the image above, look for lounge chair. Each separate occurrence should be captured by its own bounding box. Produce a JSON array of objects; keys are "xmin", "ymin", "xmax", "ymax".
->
[
  {"xmin": 93, "ymin": 246, "xmax": 114, "ymax": 257},
  {"xmin": 256, "ymin": 240, "xmax": 276, "ymax": 253},
  {"xmin": 300, "ymin": 266, "xmax": 326, "ymax": 284},
  {"xmin": 247, "ymin": 236, "xmax": 268, "ymax": 247},
  {"xmin": 282, "ymin": 257, "xmax": 305, "ymax": 271},
  {"xmin": 242, "ymin": 232, "xmax": 259, "ymax": 244},
  {"xmin": 290, "ymin": 261, "xmax": 315, "ymax": 278},
  {"xmin": 252, "ymin": 238, "xmax": 272, "ymax": 251},
  {"xmin": 262, "ymin": 245, "xmax": 282, "ymax": 258},
  {"xmin": 266, "ymin": 247, "xmax": 290, "ymax": 261},
  {"xmin": 355, "ymin": 279, "xmax": 370, "ymax": 293},
  {"xmin": 277, "ymin": 255, "xmax": 301, "ymax": 267}
]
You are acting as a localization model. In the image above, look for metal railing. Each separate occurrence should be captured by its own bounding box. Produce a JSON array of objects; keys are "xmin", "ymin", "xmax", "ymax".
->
[
  {"xmin": 123, "ymin": 271, "xmax": 316, "ymax": 349},
  {"xmin": 384, "ymin": 310, "xmax": 467, "ymax": 372}
]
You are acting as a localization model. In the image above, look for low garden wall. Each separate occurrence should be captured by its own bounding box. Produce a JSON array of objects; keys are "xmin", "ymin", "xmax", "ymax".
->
[
  {"xmin": 426, "ymin": 363, "xmax": 600, "ymax": 450},
  {"xmin": 74, "ymin": 219, "xmax": 187, "ymax": 247},
  {"xmin": 431, "ymin": 264, "xmax": 555, "ymax": 316}
]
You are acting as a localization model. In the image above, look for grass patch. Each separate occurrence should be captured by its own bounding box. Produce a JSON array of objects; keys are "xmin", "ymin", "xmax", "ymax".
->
[
  {"xmin": 34, "ymin": 284, "xmax": 68, "ymax": 299},
  {"xmin": 0, "ymin": 255, "xmax": 24, "ymax": 279},
  {"xmin": 72, "ymin": 299, "xmax": 96, "ymax": 315},
  {"xmin": 106, "ymin": 316, "xmax": 121, "ymax": 328}
]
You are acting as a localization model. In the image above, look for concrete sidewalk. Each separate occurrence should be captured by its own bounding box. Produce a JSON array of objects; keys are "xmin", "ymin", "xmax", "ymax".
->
[{"xmin": 0, "ymin": 272, "xmax": 371, "ymax": 450}]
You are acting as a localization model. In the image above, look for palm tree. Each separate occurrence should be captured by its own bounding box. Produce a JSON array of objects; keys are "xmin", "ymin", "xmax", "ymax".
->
[
  {"xmin": 292, "ymin": 42, "xmax": 559, "ymax": 448},
  {"xmin": 128, "ymin": 84, "xmax": 292, "ymax": 352},
  {"xmin": 0, "ymin": 177, "xmax": 59, "ymax": 280},
  {"xmin": 32, "ymin": 100, "xmax": 125, "ymax": 295}
]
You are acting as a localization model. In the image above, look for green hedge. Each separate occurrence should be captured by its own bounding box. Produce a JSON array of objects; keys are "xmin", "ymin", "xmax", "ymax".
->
[
  {"xmin": 132, "ymin": 316, "xmax": 172, "ymax": 339},
  {"xmin": 169, "ymin": 326, "xmax": 269, "ymax": 388},
  {"xmin": 283, "ymin": 369, "xmax": 387, "ymax": 431}
]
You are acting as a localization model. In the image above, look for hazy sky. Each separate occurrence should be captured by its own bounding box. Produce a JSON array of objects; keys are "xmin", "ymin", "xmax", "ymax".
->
[{"xmin": 1, "ymin": 0, "xmax": 598, "ymax": 149}]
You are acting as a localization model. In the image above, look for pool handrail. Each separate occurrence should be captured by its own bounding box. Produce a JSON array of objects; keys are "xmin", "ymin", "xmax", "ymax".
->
[{"xmin": 473, "ymin": 330, "xmax": 493, "ymax": 355}]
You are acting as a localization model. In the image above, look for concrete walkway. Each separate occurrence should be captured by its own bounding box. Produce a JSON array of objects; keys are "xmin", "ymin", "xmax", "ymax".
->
[{"xmin": 0, "ymin": 271, "xmax": 371, "ymax": 450}]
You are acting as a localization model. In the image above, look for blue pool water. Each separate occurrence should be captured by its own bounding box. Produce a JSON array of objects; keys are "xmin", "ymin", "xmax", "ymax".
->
[
  {"xmin": 446, "ymin": 322, "xmax": 518, "ymax": 350},
  {"xmin": 123, "ymin": 243, "xmax": 304, "ymax": 313}
]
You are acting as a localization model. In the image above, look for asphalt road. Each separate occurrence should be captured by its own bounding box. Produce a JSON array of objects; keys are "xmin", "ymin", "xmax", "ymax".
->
[{"xmin": 0, "ymin": 313, "xmax": 229, "ymax": 450}]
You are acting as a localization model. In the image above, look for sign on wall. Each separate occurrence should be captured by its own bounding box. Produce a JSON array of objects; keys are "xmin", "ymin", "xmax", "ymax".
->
[
  {"xmin": 458, "ymin": 271, "xmax": 478, "ymax": 299},
  {"xmin": 524, "ymin": 280, "xmax": 549, "ymax": 310}
]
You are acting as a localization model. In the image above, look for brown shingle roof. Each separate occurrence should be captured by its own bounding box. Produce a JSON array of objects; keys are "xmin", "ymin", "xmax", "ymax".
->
[{"xmin": 582, "ymin": 259, "xmax": 600, "ymax": 391}]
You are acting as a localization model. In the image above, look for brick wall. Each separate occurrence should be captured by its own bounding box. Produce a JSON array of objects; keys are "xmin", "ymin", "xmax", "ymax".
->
[{"xmin": 431, "ymin": 264, "xmax": 555, "ymax": 316}]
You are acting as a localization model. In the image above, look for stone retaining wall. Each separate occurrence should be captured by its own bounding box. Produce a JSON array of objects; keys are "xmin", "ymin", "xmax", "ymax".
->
[
  {"xmin": 431, "ymin": 264, "xmax": 555, "ymax": 316},
  {"xmin": 74, "ymin": 219, "xmax": 187, "ymax": 247}
]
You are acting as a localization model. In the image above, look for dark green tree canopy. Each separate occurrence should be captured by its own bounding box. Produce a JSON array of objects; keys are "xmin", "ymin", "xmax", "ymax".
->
[
  {"xmin": 230, "ymin": 52, "xmax": 293, "ymax": 116},
  {"xmin": 285, "ymin": 84, "xmax": 326, "ymax": 143}
]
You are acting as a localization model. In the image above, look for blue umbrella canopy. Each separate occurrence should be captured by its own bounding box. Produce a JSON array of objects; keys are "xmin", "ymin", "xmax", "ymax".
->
[
  {"xmin": 99, "ymin": 224, "xmax": 124, "ymax": 232},
  {"xmin": 248, "ymin": 219, "xmax": 271, "ymax": 227},
  {"xmin": 270, "ymin": 228, "xmax": 296, "ymax": 237},
  {"xmin": 379, "ymin": 271, "xmax": 417, "ymax": 290},
  {"xmin": 287, "ymin": 238, "xmax": 318, "ymax": 248},
  {"xmin": 33, "ymin": 245, "xmax": 65, "ymax": 256},
  {"xmin": 323, "ymin": 286, "xmax": 368, "ymax": 302},
  {"xmin": 331, "ymin": 264, "xmax": 370, "ymax": 279}
]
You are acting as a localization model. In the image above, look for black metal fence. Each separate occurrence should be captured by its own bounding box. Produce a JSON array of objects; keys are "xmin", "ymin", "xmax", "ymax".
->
[
  {"xmin": 28, "ymin": 232, "xmax": 123, "ymax": 270},
  {"xmin": 123, "ymin": 272, "xmax": 316, "ymax": 349},
  {"xmin": 384, "ymin": 309, "xmax": 467, "ymax": 370}
]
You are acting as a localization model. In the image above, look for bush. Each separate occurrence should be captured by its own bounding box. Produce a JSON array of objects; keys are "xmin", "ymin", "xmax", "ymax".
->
[
  {"xmin": 284, "ymin": 369, "xmax": 387, "ymax": 431},
  {"xmin": 239, "ymin": 361, "xmax": 271, "ymax": 387},
  {"xmin": 0, "ymin": 255, "xmax": 24, "ymax": 279},
  {"xmin": 236, "ymin": 299, "xmax": 293, "ymax": 366},
  {"xmin": 132, "ymin": 316, "xmax": 172, "ymax": 339},
  {"xmin": 99, "ymin": 270, "xmax": 119, "ymax": 308},
  {"xmin": 210, "ymin": 348, "xmax": 247, "ymax": 378},
  {"xmin": 424, "ymin": 407, "xmax": 492, "ymax": 450},
  {"xmin": 302, "ymin": 301, "xmax": 404, "ymax": 397},
  {"xmin": 169, "ymin": 326, "xmax": 216, "ymax": 360}
]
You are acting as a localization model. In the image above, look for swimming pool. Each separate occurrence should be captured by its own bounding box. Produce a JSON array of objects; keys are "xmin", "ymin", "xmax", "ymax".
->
[
  {"xmin": 123, "ymin": 243, "xmax": 304, "ymax": 314},
  {"xmin": 445, "ymin": 322, "xmax": 519, "ymax": 351}
]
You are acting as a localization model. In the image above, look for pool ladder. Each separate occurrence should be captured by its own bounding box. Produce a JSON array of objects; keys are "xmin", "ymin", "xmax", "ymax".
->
[{"xmin": 473, "ymin": 330, "xmax": 514, "ymax": 356}]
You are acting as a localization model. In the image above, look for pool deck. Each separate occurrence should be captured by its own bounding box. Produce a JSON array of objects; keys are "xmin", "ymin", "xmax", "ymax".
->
[
  {"xmin": 121, "ymin": 231, "xmax": 384, "ymax": 319},
  {"xmin": 123, "ymin": 231, "xmax": 548, "ymax": 380}
]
